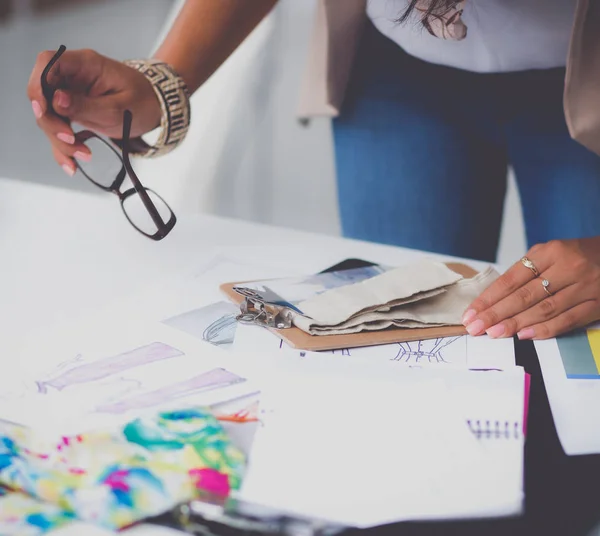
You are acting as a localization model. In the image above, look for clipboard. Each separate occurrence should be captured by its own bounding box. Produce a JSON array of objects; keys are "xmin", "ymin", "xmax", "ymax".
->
[{"xmin": 220, "ymin": 260, "xmax": 478, "ymax": 352}]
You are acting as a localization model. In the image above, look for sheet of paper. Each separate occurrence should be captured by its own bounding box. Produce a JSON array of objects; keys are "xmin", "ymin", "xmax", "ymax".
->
[
  {"xmin": 0, "ymin": 253, "xmax": 298, "ymax": 434},
  {"xmin": 443, "ymin": 367, "xmax": 526, "ymax": 510},
  {"xmin": 238, "ymin": 264, "xmax": 390, "ymax": 305},
  {"xmin": 3, "ymin": 253, "xmax": 300, "ymax": 361},
  {"xmin": 238, "ymin": 375, "xmax": 522, "ymax": 527},
  {"xmin": 231, "ymin": 349, "xmax": 525, "ymax": 431},
  {"xmin": 232, "ymin": 322, "xmax": 516, "ymax": 370},
  {"xmin": 0, "ymin": 321, "xmax": 258, "ymax": 436},
  {"xmin": 162, "ymin": 301, "xmax": 240, "ymax": 349},
  {"xmin": 535, "ymin": 324, "xmax": 600, "ymax": 455}
]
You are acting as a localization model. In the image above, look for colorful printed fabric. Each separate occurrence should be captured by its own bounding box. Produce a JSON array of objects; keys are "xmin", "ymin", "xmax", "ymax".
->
[
  {"xmin": 0, "ymin": 408, "xmax": 245, "ymax": 535},
  {"xmin": 0, "ymin": 487, "xmax": 75, "ymax": 535}
]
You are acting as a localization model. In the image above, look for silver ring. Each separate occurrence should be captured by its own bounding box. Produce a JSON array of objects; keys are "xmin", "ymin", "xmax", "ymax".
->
[
  {"xmin": 521, "ymin": 256, "xmax": 540, "ymax": 277},
  {"xmin": 541, "ymin": 279, "xmax": 552, "ymax": 297}
]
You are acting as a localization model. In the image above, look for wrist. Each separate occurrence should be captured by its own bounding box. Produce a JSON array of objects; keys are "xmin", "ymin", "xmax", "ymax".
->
[
  {"xmin": 576, "ymin": 237, "xmax": 600, "ymax": 265},
  {"xmin": 121, "ymin": 59, "xmax": 191, "ymax": 158}
]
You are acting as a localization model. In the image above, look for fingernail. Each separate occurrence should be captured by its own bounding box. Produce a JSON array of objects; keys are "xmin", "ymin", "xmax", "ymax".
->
[
  {"xmin": 486, "ymin": 323, "xmax": 506, "ymax": 338},
  {"xmin": 56, "ymin": 90, "xmax": 70, "ymax": 108},
  {"xmin": 462, "ymin": 309, "xmax": 477, "ymax": 326},
  {"xmin": 74, "ymin": 151, "xmax": 91, "ymax": 162},
  {"xmin": 62, "ymin": 163, "xmax": 76, "ymax": 177},
  {"xmin": 466, "ymin": 319, "xmax": 485, "ymax": 336},
  {"xmin": 32, "ymin": 100, "xmax": 43, "ymax": 119},
  {"xmin": 57, "ymin": 133, "xmax": 75, "ymax": 145},
  {"xmin": 517, "ymin": 328, "xmax": 536, "ymax": 340}
]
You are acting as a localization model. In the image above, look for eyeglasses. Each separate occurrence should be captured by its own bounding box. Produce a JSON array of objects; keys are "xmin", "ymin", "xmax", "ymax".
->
[{"xmin": 41, "ymin": 45, "xmax": 176, "ymax": 241}]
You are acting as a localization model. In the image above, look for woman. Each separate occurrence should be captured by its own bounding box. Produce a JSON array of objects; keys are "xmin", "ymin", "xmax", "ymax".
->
[{"xmin": 27, "ymin": 0, "xmax": 600, "ymax": 340}]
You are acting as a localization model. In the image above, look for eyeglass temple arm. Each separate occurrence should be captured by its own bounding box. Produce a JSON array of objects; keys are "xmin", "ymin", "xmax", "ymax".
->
[
  {"xmin": 121, "ymin": 110, "xmax": 169, "ymax": 230},
  {"xmin": 41, "ymin": 45, "xmax": 69, "ymax": 122}
]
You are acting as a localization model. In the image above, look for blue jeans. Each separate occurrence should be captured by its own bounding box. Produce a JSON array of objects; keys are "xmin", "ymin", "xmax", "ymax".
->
[{"xmin": 333, "ymin": 22, "xmax": 600, "ymax": 262}]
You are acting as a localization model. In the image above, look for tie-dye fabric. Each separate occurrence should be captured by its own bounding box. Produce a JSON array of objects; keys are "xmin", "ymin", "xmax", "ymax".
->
[{"xmin": 0, "ymin": 408, "xmax": 245, "ymax": 535}]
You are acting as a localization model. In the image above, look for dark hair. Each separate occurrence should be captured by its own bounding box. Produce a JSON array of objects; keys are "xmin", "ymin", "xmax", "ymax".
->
[{"xmin": 396, "ymin": 0, "xmax": 463, "ymax": 35}]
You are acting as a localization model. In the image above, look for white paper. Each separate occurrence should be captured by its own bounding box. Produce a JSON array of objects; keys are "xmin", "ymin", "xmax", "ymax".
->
[
  {"xmin": 107, "ymin": 253, "xmax": 303, "ymax": 328},
  {"xmin": 238, "ymin": 375, "xmax": 522, "ymax": 527},
  {"xmin": 238, "ymin": 265, "xmax": 390, "ymax": 305},
  {"xmin": 0, "ymin": 321, "xmax": 257, "ymax": 436},
  {"xmin": 232, "ymin": 322, "xmax": 515, "ymax": 370},
  {"xmin": 162, "ymin": 301, "xmax": 239, "ymax": 349},
  {"xmin": 535, "ymin": 325, "xmax": 600, "ymax": 455}
]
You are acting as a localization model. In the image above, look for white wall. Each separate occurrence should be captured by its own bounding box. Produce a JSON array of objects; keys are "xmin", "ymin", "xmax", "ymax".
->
[
  {"xmin": 0, "ymin": 0, "xmax": 174, "ymax": 193},
  {"xmin": 138, "ymin": 0, "xmax": 526, "ymax": 266}
]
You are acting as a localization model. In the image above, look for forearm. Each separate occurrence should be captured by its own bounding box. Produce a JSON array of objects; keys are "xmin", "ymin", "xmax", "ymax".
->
[{"xmin": 153, "ymin": 0, "xmax": 278, "ymax": 93}]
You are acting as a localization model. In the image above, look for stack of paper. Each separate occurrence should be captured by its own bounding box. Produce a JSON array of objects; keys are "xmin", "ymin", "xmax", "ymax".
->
[
  {"xmin": 0, "ymin": 319, "xmax": 259, "ymax": 436},
  {"xmin": 235, "ymin": 361, "xmax": 527, "ymax": 527},
  {"xmin": 0, "ymin": 254, "xmax": 530, "ymax": 529}
]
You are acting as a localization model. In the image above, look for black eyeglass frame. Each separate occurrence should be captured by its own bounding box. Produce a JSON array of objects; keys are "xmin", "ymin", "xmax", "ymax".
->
[{"xmin": 41, "ymin": 45, "xmax": 176, "ymax": 241}]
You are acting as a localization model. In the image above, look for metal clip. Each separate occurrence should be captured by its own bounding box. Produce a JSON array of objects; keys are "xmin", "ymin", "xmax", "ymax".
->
[
  {"xmin": 232, "ymin": 287, "xmax": 297, "ymax": 329},
  {"xmin": 171, "ymin": 495, "xmax": 345, "ymax": 536}
]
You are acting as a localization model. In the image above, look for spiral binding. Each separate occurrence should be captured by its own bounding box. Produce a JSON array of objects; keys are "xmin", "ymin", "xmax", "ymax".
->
[{"xmin": 467, "ymin": 419, "xmax": 522, "ymax": 439}]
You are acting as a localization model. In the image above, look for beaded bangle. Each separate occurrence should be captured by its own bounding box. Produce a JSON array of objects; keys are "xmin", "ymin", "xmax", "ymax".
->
[{"xmin": 121, "ymin": 59, "xmax": 191, "ymax": 158}]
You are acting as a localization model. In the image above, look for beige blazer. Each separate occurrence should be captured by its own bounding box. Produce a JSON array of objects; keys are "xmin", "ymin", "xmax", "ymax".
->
[{"xmin": 299, "ymin": 0, "xmax": 600, "ymax": 155}]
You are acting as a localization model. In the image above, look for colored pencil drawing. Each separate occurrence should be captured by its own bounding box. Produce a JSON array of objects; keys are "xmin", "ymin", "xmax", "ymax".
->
[
  {"xmin": 391, "ymin": 337, "xmax": 464, "ymax": 364},
  {"xmin": 317, "ymin": 337, "xmax": 466, "ymax": 365},
  {"xmin": 35, "ymin": 342, "xmax": 184, "ymax": 394},
  {"xmin": 71, "ymin": 377, "xmax": 144, "ymax": 403},
  {"xmin": 162, "ymin": 302, "xmax": 239, "ymax": 349},
  {"xmin": 277, "ymin": 334, "xmax": 464, "ymax": 364},
  {"xmin": 96, "ymin": 368, "xmax": 246, "ymax": 414},
  {"xmin": 236, "ymin": 323, "xmax": 464, "ymax": 364},
  {"xmin": 235, "ymin": 322, "xmax": 511, "ymax": 370}
]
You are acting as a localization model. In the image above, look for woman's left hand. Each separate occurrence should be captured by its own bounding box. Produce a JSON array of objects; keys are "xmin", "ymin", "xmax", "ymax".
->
[{"xmin": 462, "ymin": 237, "xmax": 600, "ymax": 340}]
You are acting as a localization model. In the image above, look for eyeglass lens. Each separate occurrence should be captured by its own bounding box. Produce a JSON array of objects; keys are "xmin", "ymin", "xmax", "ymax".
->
[
  {"xmin": 41, "ymin": 45, "xmax": 176, "ymax": 241},
  {"xmin": 75, "ymin": 137, "xmax": 124, "ymax": 189},
  {"xmin": 122, "ymin": 189, "xmax": 173, "ymax": 236}
]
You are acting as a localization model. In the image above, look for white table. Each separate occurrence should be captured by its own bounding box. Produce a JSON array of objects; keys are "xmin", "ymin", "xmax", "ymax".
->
[{"xmin": 0, "ymin": 177, "xmax": 488, "ymax": 535}]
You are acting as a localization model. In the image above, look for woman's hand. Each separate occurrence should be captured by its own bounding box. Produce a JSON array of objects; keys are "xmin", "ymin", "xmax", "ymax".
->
[
  {"xmin": 27, "ymin": 48, "xmax": 161, "ymax": 176},
  {"xmin": 27, "ymin": 3, "xmax": 279, "ymax": 176},
  {"xmin": 462, "ymin": 237, "xmax": 600, "ymax": 340}
]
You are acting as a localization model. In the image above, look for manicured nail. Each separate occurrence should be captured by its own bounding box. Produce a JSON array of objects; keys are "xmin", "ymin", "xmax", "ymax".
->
[
  {"xmin": 56, "ymin": 90, "xmax": 70, "ymax": 108},
  {"xmin": 517, "ymin": 328, "xmax": 536, "ymax": 340},
  {"xmin": 57, "ymin": 133, "xmax": 75, "ymax": 145},
  {"xmin": 462, "ymin": 309, "xmax": 477, "ymax": 326},
  {"xmin": 62, "ymin": 163, "xmax": 76, "ymax": 177},
  {"xmin": 74, "ymin": 151, "xmax": 91, "ymax": 162},
  {"xmin": 466, "ymin": 319, "xmax": 485, "ymax": 336},
  {"xmin": 486, "ymin": 323, "xmax": 506, "ymax": 338},
  {"xmin": 32, "ymin": 100, "xmax": 43, "ymax": 119}
]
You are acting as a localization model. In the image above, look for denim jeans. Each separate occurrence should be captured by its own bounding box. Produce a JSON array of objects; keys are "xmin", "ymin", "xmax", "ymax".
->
[{"xmin": 333, "ymin": 22, "xmax": 600, "ymax": 262}]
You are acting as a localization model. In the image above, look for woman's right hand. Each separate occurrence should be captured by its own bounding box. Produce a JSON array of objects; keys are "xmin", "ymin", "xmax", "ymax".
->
[{"xmin": 27, "ymin": 48, "xmax": 161, "ymax": 176}]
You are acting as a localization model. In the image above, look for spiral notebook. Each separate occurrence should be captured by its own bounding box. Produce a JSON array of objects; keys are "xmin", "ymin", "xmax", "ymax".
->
[
  {"xmin": 453, "ymin": 368, "xmax": 531, "ymax": 440},
  {"xmin": 450, "ymin": 367, "xmax": 530, "ymax": 514}
]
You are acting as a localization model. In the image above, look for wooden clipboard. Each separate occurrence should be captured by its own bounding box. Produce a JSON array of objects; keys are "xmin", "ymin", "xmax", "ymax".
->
[{"xmin": 220, "ymin": 262, "xmax": 477, "ymax": 352}]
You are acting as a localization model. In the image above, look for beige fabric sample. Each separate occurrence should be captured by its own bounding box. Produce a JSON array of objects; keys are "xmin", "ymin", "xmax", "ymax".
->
[
  {"xmin": 294, "ymin": 260, "xmax": 463, "ymax": 330},
  {"xmin": 294, "ymin": 264, "xmax": 499, "ymax": 336}
]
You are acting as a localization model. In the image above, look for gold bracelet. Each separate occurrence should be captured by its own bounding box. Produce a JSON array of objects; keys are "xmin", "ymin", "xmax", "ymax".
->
[{"xmin": 120, "ymin": 59, "xmax": 191, "ymax": 158}]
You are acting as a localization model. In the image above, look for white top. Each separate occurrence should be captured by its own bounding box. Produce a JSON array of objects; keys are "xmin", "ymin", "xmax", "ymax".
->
[{"xmin": 367, "ymin": 0, "xmax": 577, "ymax": 73}]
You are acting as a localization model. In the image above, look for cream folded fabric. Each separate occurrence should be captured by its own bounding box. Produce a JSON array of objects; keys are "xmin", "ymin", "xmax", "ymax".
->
[{"xmin": 293, "ymin": 261, "xmax": 499, "ymax": 336}]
